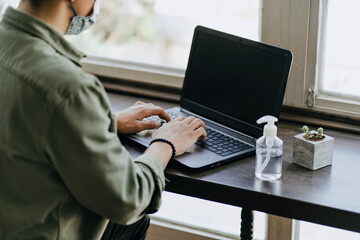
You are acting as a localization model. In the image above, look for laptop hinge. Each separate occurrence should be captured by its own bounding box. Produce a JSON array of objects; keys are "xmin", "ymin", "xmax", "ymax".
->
[{"xmin": 180, "ymin": 108, "xmax": 257, "ymax": 142}]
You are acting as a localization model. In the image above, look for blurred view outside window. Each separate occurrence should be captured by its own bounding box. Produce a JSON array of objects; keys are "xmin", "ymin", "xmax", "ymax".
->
[
  {"xmin": 318, "ymin": 0, "xmax": 360, "ymax": 99},
  {"xmin": 0, "ymin": 0, "xmax": 259, "ymax": 69},
  {"xmin": 0, "ymin": 0, "xmax": 19, "ymax": 16},
  {"xmin": 297, "ymin": 221, "xmax": 360, "ymax": 240},
  {"xmin": 66, "ymin": 0, "xmax": 260, "ymax": 68}
]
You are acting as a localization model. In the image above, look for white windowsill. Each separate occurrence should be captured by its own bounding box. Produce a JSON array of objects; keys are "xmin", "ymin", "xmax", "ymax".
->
[
  {"xmin": 313, "ymin": 94, "xmax": 360, "ymax": 118},
  {"xmin": 81, "ymin": 55, "xmax": 185, "ymax": 89}
]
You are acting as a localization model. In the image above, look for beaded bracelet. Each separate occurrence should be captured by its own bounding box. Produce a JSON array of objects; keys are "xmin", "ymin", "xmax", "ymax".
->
[{"xmin": 149, "ymin": 138, "xmax": 176, "ymax": 159}]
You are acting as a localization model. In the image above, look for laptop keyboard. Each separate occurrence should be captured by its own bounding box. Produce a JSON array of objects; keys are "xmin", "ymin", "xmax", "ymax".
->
[
  {"xmin": 143, "ymin": 112, "xmax": 253, "ymax": 157},
  {"xmin": 196, "ymin": 128, "xmax": 253, "ymax": 156}
]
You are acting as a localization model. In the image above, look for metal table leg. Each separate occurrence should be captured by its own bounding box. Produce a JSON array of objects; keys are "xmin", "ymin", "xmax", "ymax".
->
[{"xmin": 240, "ymin": 208, "xmax": 254, "ymax": 240}]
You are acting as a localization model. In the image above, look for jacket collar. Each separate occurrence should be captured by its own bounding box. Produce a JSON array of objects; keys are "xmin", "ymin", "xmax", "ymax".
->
[{"xmin": 2, "ymin": 7, "xmax": 86, "ymax": 66}]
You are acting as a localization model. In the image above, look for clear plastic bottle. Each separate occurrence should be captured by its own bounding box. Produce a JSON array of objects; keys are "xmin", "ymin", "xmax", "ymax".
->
[{"xmin": 255, "ymin": 116, "xmax": 283, "ymax": 181}]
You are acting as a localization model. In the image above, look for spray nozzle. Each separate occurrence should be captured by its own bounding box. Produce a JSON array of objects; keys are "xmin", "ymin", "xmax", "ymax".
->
[{"xmin": 257, "ymin": 115, "xmax": 278, "ymax": 145}]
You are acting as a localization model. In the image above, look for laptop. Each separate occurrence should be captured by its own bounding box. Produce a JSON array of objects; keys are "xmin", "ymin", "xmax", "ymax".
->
[{"xmin": 126, "ymin": 25, "xmax": 292, "ymax": 170}]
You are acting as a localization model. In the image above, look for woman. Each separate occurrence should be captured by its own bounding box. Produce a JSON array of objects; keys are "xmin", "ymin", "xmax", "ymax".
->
[{"xmin": 0, "ymin": 0, "xmax": 206, "ymax": 239}]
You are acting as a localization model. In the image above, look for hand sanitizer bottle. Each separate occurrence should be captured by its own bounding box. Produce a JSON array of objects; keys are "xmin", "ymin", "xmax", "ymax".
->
[{"xmin": 255, "ymin": 115, "xmax": 283, "ymax": 181}]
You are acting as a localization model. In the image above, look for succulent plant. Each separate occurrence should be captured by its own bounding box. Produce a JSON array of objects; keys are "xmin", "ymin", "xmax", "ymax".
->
[{"xmin": 302, "ymin": 125, "xmax": 325, "ymax": 140}]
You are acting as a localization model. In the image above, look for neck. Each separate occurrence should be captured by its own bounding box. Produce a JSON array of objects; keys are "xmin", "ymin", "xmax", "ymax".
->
[{"xmin": 18, "ymin": 1, "xmax": 74, "ymax": 35}]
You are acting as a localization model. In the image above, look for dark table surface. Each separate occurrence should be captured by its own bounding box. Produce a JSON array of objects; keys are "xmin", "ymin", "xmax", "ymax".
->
[{"xmin": 109, "ymin": 92, "xmax": 360, "ymax": 233}]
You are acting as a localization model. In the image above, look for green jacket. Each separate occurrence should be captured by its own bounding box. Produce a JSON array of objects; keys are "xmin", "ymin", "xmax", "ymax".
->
[{"xmin": 0, "ymin": 7, "xmax": 165, "ymax": 240}]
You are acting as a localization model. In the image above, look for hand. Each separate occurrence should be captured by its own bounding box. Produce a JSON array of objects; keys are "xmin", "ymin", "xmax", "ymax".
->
[
  {"xmin": 114, "ymin": 101, "xmax": 171, "ymax": 134},
  {"xmin": 151, "ymin": 116, "xmax": 207, "ymax": 156}
]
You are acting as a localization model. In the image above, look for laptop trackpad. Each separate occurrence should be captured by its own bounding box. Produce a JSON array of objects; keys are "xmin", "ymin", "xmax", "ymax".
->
[
  {"xmin": 175, "ymin": 144, "xmax": 222, "ymax": 169},
  {"xmin": 185, "ymin": 144, "xmax": 203, "ymax": 154}
]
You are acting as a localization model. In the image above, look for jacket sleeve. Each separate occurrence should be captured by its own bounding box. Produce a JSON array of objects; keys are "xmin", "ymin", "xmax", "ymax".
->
[{"xmin": 45, "ymin": 79, "xmax": 165, "ymax": 225}]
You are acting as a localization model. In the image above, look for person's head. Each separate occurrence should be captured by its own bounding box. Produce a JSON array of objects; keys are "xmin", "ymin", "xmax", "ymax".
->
[
  {"xmin": 68, "ymin": 0, "xmax": 97, "ymax": 18},
  {"xmin": 21, "ymin": 0, "xmax": 95, "ymax": 16},
  {"xmin": 19, "ymin": 0, "xmax": 99, "ymax": 35},
  {"xmin": 27, "ymin": 0, "xmax": 44, "ymax": 8}
]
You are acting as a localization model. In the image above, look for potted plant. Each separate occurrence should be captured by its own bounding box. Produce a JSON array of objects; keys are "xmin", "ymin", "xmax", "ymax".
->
[{"xmin": 293, "ymin": 125, "xmax": 334, "ymax": 170}]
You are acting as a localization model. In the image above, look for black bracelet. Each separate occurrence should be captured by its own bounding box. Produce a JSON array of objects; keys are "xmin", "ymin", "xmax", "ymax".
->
[{"xmin": 149, "ymin": 138, "xmax": 176, "ymax": 159}]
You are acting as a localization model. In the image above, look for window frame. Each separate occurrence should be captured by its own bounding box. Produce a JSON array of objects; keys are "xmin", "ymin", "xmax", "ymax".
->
[
  {"xmin": 313, "ymin": 0, "xmax": 360, "ymax": 117},
  {"xmin": 260, "ymin": 0, "xmax": 360, "ymax": 118}
]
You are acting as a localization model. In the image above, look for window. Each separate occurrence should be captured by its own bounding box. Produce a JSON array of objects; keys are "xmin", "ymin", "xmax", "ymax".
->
[
  {"xmin": 295, "ymin": 220, "xmax": 360, "ymax": 240},
  {"xmin": 0, "ymin": 0, "xmax": 19, "ymax": 16},
  {"xmin": 67, "ymin": 0, "xmax": 260, "ymax": 88},
  {"xmin": 317, "ymin": 0, "xmax": 360, "ymax": 100},
  {"xmin": 261, "ymin": 0, "xmax": 360, "ymax": 118},
  {"xmin": 67, "ymin": 0, "xmax": 259, "ymax": 69},
  {"xmin": 3, "ymin": 0, "xmax": 360, "ymax": 116},
  {"xmin": 309, "ymin": 0, "xmax": 360, "ymax": 118}
]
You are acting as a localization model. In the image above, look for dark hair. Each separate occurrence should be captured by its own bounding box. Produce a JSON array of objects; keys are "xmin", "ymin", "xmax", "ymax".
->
[{"xmin": 22, "ymin": 0, "xmax": 46, "ymax": 8}]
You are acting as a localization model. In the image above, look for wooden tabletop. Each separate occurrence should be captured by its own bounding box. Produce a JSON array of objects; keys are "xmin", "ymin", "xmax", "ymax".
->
[{"xmin": 109, "ymin": 92, "xmax": 360, "ymax": 233}]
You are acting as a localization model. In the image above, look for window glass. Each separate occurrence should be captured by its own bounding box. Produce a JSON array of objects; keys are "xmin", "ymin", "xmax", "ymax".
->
[
  {"xmin": 67, "ymin": 0, "xmax": 260, "ymax": 68},
  {"xmin": 155, "ymin": 192, "xmax": 266, "ymax": 239},
  {"xmin": 318, "ymin": 0, "xmax": 360, "ymax": 99},
  {"xmin": 0, "ymin": 0, "xmax": 19, "ymax": 17},
  {"xmin": 297, "ymin": 221, "xmax": 360, "ymax": 240}
]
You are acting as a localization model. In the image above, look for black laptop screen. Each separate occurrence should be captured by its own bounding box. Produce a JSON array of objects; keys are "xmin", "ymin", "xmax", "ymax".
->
[{"xmin": 181, "ymin": 26, "xmax": 292, "ymax": 138}]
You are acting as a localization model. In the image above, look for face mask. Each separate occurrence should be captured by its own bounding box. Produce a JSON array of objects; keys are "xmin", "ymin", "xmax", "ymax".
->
[{"xmin": 65, "ymin": 0, "xmax": 100, "ymax": 35}]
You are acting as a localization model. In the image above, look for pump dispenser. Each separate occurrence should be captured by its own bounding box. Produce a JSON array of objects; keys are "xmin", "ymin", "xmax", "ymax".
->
[{"xmin": 255, "ymin": 115, "xmax": 283, "ymax": 181}]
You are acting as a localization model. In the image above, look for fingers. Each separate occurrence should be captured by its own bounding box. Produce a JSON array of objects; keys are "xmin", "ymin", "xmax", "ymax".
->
[
  {"xmin": 176, "ymin": 116, "xmax": 207, "ymax": 140},
  {"xmin": 172, "ymin": 116, "xmax": 186, "ymax": 122},
  {"xmin": 181, "ymin": 117, "xmax": 206, "ymax": 130},
  {"xmin": 143, "ymin": 110, "xmax": 207, "ymax": 140},
  {"xmin": 194, "ymin": 127, "xmax": 207, "ymax": 140},
  {"xmin": 154, "ymin": 109, "xmax": 171, "ymax": 122},
  {"xmin": 189, "ymin": 117, "xmax": 206, "ymax": 130},
  {"xmin": 142, "ymin": 108, "xmax": 171, "ymax": 122},
  {"xmin": 182, "ymin": 116, "xmax": 196, "ymax": 124},
  {"xmin": 139, "ymin": 120, "xmax": 161, "ymax": 131},
  {"xmin": 137, "ymin": 103, "xmax": 171, "ymax": 122},
  {"xmin": 135, "ymin": 101, "xmax": 145, "ymax": 105},
  {"xmin": 190, "ymin": 118, "xmax": 207, "ymax": 140}
]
